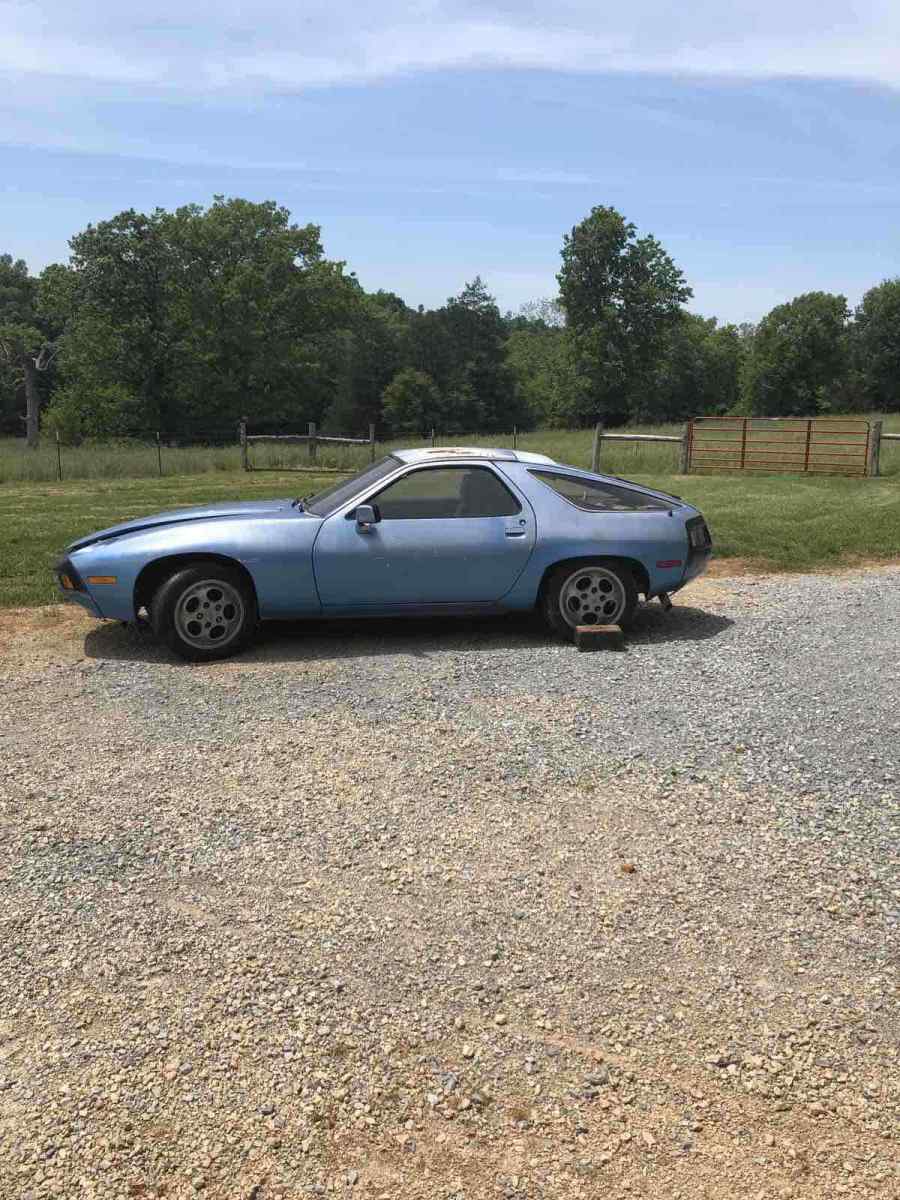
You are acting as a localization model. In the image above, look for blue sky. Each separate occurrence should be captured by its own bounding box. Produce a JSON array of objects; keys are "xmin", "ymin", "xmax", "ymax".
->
[{"xmin": 2, "ymin": 1, "xmax": 899, "ymax": 322}]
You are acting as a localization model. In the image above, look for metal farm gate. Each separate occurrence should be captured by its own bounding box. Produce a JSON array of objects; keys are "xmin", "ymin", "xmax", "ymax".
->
[{"xmin": 686, "ymin": 417, "xmax": 872, "ymax": 476}]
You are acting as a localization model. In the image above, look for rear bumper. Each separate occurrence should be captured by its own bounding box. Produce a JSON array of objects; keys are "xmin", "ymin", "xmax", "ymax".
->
[
  {"xmin": 681, "ymin": 548, "xmax": 712, "ymax": 585},
  {"xmin": 680, "ymin": 516, "xmax": 712, "ymax": 586}
]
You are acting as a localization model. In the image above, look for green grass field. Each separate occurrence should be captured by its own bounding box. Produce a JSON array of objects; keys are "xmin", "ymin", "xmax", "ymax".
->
[{"xmin": 2, "ymin": 454, "xmax": 898, "ymax": 609}]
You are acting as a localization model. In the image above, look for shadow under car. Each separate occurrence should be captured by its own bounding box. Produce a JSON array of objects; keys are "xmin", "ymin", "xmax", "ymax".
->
[{"xmin": 82, "ymin": 602, "xmax": 735, "ymax": 665}]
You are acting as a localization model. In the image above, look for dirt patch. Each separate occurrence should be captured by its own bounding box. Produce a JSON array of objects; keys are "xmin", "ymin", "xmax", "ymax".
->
[
  {"xmin": 707, "ymin": 553, "xmax": 900, "ymax": 577},
  {"xmin": 706, "ymin": 556, "xmax": 776, "ymax": 578},
  {"xmin": 0, "ymin": 603, "xmax": 95, "ymax": 672}
]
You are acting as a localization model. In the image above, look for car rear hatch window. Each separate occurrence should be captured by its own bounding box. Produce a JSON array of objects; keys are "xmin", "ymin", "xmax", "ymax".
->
[{"xmin": 529, "ymin": 470, "xmax": 673, "ymax": 512}]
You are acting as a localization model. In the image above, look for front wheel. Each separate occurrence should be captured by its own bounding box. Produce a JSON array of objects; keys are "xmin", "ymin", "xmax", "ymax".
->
[
  {"xmin": 542, "ymin": 559, "xmax": 638, "ymax": 641},
  {"xmin": 151, "ymin": 562, "xmax": 257, "ymax": 661}
]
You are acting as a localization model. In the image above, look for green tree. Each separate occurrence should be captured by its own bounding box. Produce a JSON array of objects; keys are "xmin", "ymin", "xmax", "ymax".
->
[
  {"xmin": 740, "ymin": 292, "xmax": 850, "ymax": 416},
  {"xmin": 46, "ymin": 198, "xmax": 358, "ymax": 440},
  {"xmin": 853, "ymin": 279, "xmax": 900, "ymax": 411},
  {"xmin": 557, "ymin": 206, "xmax": 692, "ymax": 424},
  {"xmin": 39, "ymin": 259, "xmax": 140, "ymax": 441},
  {"xmin": 652, "ymin": 313, "xmax": 744, "ymax": 421},
  {"xmin": 435, "ymin": 277, "xmax": 522, "ymax": 431},
  {"xmin": 0, "ymin": 255, "xmax": 58, "ymax": 446},
  {"xmin": 61, "ymin": 209, "xmax": 181, "ymax": 433},
  {"xmin": 0, "ymin": 355, "xmax": 18, "ymax": 436},
  {"xmin": 407, "ymin": 307, "xmax": 458, "ymax": 400},
  {"xmin": 505, "ymin": 314, "xmax": 588, "ymax": 427},
  {"xmin": 322, "ymin": 291, "xmax": 411, "ymax": 434},
  {"xmin": 382, "ymin": 367, "xmax": 441, "ymax": 434},
  {"xmin": 507, "ymin": 297, "xmax": 566, "ymax": 330},
  {"xmin": 167, "ymin": 197, "xmax": 357, "ymax": 434}
]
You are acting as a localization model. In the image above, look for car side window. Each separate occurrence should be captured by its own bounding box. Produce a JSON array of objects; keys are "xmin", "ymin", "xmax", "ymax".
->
[
  {"xmin": 530, "ymin": 470, "xmax": 671, "ymax": 512},
  {"xmin": 371, "ymin": 466, "xmax": 521, "ymax": 519}
]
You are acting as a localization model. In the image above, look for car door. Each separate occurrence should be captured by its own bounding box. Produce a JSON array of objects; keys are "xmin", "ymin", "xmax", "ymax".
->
[{"xmin": 313, "ymin": 464, "xmax": 536, "ymax": 610}]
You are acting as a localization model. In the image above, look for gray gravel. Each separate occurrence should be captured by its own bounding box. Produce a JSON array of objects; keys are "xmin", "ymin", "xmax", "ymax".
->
[{"xmin": 0, "ymin": 567, "xmax": 898, "ymax": 1200}]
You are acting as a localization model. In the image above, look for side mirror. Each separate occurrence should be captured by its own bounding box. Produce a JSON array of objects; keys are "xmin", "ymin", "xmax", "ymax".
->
[{"xmin": 355, "ymin": 503, "xmax": 380, "ymax": 532}]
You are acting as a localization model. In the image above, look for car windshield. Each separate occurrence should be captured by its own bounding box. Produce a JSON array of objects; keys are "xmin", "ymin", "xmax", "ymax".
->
[{"xmin": 304, "ymin": 456, "xmax": 401, "ymax": 517}]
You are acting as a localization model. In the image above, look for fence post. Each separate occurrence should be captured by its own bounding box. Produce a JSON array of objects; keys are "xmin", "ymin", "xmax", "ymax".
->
[
  {"xmin": 430, "ymin": 427, "xmax": 436, "ymax": 448},
  {"xmin": 239, "ymin": 417, "xmax": 248, "ymax": 472},
  {"xmin": 679, "ymin": 422, "xmax": 692, "ymax": 474},
  {"xmin": 591, "ymin": 422, "xmax": 603, "ymax": 473},
  {"xmin": 156, "ymin": 430, "xmax": 163, "ymax": 477},
  {"xmin": 369, "ymin": 423, "xmax": 376, "ymax": 462},
  {"xmin": 55, "ymin": 430, "xmax": 62, "ymax": 482},
  {"xmin": 868, "ymin": 420, "xmax": 883, "ymax": 477},
  {"xmin": 513, "ymin": 425, "xmax": 518, "ymax": 450},
  {"xmin": 308, "ymin": 421, "xmax": 317, "ymax": 464}
]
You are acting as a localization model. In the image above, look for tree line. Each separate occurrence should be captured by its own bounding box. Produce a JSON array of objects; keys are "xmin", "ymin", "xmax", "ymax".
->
[{"xmin": 2, "ymin": 197, "xmax": 899, "ymax": 447}]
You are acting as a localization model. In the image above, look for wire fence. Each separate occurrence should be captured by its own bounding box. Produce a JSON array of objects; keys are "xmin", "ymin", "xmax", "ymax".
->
[
  {"xmin": 0, "ymin": 429, "xmax": 247, "ymax": 484},
  {"xmin": 2, "ymin": 425, "xmax": 555, "ymax": 483},
  {"xmin": 0, "ymin": 427, "xmax": 493, "ymax": 483}
]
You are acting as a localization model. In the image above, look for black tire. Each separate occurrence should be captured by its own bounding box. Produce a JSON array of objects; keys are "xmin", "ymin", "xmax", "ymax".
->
[
  {"xmin": 541, "ymin": 558, "xmax": 638, "ymax": 642},
  {"xmin": 151, "ymin": 561, "xmax": 257, "ymax": 662}
]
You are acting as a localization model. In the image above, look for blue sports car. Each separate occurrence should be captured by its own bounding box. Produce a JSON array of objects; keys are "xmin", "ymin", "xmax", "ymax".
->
[{"xmin": 56, "ymin": 447, "xmax": 712, "ymax": 660}]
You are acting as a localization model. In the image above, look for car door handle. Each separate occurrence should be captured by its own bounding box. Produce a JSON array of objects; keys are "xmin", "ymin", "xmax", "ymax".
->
[{"xmin": 505, "ymin": 529, "xmax": 527, "ymax": 537}]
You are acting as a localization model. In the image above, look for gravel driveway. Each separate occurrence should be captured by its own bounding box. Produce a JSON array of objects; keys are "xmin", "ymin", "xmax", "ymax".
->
[{"xmin": 1, "ymin": 567, "xmax": 897, "ymax": 1200}]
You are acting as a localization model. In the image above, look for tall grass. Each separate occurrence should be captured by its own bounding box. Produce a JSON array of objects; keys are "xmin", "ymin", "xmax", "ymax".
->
[{"xmin": 1, "ymin": 416, "xmax": 898, "ymax": 484}]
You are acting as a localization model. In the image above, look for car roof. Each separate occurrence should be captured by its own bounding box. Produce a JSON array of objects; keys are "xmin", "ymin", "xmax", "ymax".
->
[{"xmin": 392, "ymin": 446, "xmax": 557, "ymax": 465}]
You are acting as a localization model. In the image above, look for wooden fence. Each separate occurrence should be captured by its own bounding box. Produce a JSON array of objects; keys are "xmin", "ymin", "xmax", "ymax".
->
[
  {"xmin": 239, "ymin": 417, "xmax": 896, "ymax": 477},
  {"xmin": 240, "ymin": 419, "xmax": 376, "ymax": 473},
  {"xmin": 593, "ymin": 418, "xmax": 895, "ymax": 476},
  {"xmin": 590, "ymin": 424, "xmax": 688, "ymax": 472},
  {"xmin": 878, "ymin": 426, "xmax": 899, "ymax": 474},
  {"xmin": 684, "ymin": 417, "xmax": 885, "ymax": 477}
]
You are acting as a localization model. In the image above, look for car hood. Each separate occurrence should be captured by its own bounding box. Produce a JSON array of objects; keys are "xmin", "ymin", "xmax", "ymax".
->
[{"xmin": 67, "ymin": 499, "xmax": 301, "ymax": 552}]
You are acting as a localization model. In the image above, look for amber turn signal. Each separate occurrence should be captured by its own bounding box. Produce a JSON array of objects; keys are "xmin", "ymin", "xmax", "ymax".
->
[{"xmin": 86, "ymin": 575, "xmax": 117, "ymax": 585}]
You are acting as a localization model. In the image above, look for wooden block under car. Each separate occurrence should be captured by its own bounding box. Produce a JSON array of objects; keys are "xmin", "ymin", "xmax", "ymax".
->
[{"xmin": 575, "ymin": 624, "xmax": 625, "ymax": 651}]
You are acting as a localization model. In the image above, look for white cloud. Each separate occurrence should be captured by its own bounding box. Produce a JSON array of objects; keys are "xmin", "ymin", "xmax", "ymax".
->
[
  {"xmin": 1, "ymin": 1, "xmax": 898, "ymax": 90},
  {"xmin": 0, "ymin": 27, "xmax": 160, "ymax": 84}
]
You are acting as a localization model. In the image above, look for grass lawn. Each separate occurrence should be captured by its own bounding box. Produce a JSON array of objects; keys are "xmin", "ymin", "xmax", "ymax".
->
[{"xmin": 1, "ymin": 467, "xmax": 898, "ymax": 610}]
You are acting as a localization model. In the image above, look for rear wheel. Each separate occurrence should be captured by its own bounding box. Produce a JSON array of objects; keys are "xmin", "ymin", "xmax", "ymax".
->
[
  {"xmin": 151, "ymin": 562, "xmax": 257, "ymax": 661},
  {"xmin": 542, "ymin": 559, "xmax": 638, "ymax": 641}
]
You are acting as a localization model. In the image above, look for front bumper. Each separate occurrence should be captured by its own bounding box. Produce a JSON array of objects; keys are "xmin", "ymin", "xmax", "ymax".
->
[{"xmin": 55, "ymin": 557, "xmax": 103, "ymax": 617}]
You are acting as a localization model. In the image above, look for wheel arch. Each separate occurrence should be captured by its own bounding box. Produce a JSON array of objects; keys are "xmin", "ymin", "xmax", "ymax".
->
[
  {"xmin": 134, "ymin": 553, "xmax": 258, "ymax": 617},
  {"xmin": 536, "ymin": 555, "xmax": 650, "ymax": 604}
]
